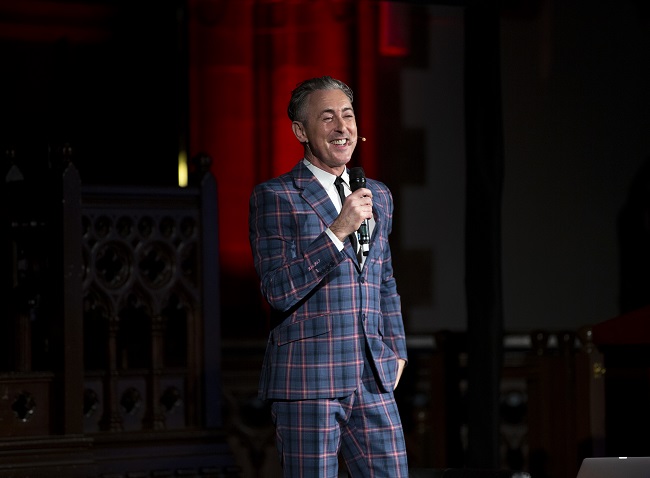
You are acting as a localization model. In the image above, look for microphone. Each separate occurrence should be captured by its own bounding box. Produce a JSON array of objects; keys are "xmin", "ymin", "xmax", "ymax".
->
[
  {"xmin": 349, "ymin": 167, "xmax": 370, "ymax": 256},
  {"xmin": 359, "ymin": 136, "xmax": 366, "ymax": 142}
]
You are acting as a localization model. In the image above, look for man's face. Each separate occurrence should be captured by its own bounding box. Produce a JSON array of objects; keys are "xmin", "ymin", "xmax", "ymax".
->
[{"xmin": 296, "ymin": 88, "xmax": 358, "ymax": 174}]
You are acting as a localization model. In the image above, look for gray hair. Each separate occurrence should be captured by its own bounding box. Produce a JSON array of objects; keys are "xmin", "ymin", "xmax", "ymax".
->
[{"xmin": 287, "ymin": 76, "xmax": 354, "ymax": 123}]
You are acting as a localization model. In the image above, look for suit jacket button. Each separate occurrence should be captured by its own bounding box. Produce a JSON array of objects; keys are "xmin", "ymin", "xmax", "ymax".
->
[{"xmin": 359, "ymin": 277, "xmax": 365, "ymax": 283}]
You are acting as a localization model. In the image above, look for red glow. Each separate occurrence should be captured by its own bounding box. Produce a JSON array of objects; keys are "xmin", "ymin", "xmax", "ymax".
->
[
  {"xmin": 379, "ymin": 2, "xmax": 410, "ymax": 57},
  {"xmin": 188, "ymin": 0, "xmax": 379, "ymax": 277}
]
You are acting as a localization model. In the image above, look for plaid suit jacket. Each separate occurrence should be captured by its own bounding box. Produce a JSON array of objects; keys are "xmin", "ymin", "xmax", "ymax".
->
[{"xmin": 249, "ymin": 160, "xmax": 408, "ymax": 401}]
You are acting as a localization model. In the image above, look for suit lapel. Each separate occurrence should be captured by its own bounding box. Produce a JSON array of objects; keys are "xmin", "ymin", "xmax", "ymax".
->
[
  {"xmin": 291, "ymin": 161, "xmax": 360, "ymax": 266},
  {"xmin": 291, "ymin": 161, "xmax": 338, "ymax": 226}
]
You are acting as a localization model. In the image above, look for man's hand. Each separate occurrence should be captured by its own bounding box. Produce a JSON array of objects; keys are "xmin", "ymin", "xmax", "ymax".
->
[{"xmin": 330, "ymin": 187, "xmax": 373, "ymax": 242}]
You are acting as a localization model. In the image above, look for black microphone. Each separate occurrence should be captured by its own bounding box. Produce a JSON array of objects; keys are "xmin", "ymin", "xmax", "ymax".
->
[{"xmin": 349, "ymin": 167, "xmax": 370, "ymax": 256}]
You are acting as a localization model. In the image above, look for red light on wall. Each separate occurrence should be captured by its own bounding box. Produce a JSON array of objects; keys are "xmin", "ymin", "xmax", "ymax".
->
[{"xmin": 379, "ymin": 2, "xmax": 409, "ymax": 57}]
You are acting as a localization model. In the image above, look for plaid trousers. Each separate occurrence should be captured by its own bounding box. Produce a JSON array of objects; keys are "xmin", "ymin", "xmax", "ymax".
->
[{"xmin": 270, "ymin": 357, "xmax": 408, "ymax": 478}]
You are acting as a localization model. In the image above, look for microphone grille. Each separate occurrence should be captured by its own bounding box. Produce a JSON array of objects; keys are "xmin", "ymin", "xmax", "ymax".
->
[{"xmin": 349, "ymin": 167, "xmax": 366, "ymax": 191}]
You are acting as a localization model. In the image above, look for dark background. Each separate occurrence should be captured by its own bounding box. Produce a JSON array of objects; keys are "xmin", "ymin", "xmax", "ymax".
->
[{"xmin": 2, "ymin": 1, "xmax": 650, "ymax": 476}]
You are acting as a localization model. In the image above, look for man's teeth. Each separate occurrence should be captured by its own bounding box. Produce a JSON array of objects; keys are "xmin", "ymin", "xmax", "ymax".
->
[{"xmin": 331, "ymin": 139, "xmax": 347, "ymax": 145}]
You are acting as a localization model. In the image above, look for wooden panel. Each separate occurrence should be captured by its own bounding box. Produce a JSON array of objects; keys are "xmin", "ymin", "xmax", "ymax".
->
[
  {"xmin": 0, "ymin": 374, "xmax": 53, "ymax": 437},
  {"xmin": 0, "ymin": 157, "xmax": 234, "ymax": 476}
]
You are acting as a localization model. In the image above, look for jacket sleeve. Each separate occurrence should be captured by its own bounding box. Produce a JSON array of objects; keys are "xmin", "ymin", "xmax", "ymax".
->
[
  {"xmin": 249, "ymin": 182, "xmax": 346, "ymax": 313},
  {"xmin": 378, "ymin": 188, "xmax": 408, "ymax": 362}
]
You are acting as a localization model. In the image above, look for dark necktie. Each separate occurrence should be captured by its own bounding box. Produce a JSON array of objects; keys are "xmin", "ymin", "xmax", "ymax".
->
[{"xmin": 334, "ymin": 176, "xmax": 362, "ymax": 264}]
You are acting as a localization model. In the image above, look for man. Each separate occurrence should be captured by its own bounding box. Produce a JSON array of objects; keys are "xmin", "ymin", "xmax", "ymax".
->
[{"xmin": 248, "ymin": 76, "xmax": 408, "ymax": 477}]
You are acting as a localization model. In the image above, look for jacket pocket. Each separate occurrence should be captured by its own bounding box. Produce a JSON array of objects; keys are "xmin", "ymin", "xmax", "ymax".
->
[{"xmin": 274, "ymin": 314, "xmax": 330, "ymax": 346}]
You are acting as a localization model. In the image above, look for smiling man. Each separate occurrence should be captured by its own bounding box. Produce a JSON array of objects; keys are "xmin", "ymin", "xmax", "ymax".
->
[{"xmin": 248, "ymin": 76, "xmax": 409, "ymax": 477}]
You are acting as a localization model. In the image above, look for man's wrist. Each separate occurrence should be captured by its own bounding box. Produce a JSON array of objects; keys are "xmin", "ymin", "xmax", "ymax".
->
[{"xmin": 326, "ymin": 228, "xmax": 345, "ymax": 251}]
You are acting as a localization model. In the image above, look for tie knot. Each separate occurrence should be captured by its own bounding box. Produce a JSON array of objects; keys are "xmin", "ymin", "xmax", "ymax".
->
[
  {"xmin": 334, "ymin": 176, "xmax": 346, "ymax": 197},
  {"xmin": 334, "ymin": 176, "xmax": 347, "ymax": 206},
  {"xmin": 335, "ymin": 175, "xmax": 348, "ymax": 193}
]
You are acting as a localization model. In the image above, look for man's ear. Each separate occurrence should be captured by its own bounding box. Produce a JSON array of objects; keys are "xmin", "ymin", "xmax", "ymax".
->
[{"xmin": 292, "ymin": 121, "xmax": 308, "ymax": 143}]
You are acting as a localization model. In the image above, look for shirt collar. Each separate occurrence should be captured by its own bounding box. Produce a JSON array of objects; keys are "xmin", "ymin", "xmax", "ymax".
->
[{"xmin": 303, "ymin": 158, "xmax": 349, "ymax": 190}]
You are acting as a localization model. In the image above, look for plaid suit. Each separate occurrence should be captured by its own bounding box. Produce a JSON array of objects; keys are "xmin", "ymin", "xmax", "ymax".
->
[{"xmin": 249, "ymin": 160, "xmax": 408, "ymax": 476}]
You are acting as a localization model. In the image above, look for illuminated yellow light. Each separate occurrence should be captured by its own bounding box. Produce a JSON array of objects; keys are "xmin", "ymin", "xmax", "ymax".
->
[{"xmin": 178, "ymin": 150, "xmax": 188, "ymax": 187}]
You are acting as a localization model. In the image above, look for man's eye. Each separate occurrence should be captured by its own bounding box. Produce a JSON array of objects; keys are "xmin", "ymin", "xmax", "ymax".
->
[{"xmin": 323, "ymin": 117, "xmax": 333, "ymax": 122}]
